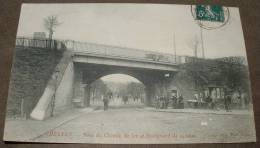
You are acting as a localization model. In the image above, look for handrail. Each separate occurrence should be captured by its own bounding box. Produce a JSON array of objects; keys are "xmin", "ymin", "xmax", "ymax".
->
[
  {"xmin": 69, "ymin": 40, "xmax": 182, "ymax": 64},
  {"xmin": 15, "ymin": 37, "xmax": 185, "ymax": 64},
  {"xmin": 73, "ymin": 51, "xmax": 179, "ymax": 66},
  {"xmin": 15, "ymin": 37, "xmax": 67, "ymax": 50}
]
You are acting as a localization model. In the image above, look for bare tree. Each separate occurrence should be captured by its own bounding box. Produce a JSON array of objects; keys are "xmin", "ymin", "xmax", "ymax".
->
[{"xmin": 44, "ymin": 15, "xmax": 61, "ymax": 41}]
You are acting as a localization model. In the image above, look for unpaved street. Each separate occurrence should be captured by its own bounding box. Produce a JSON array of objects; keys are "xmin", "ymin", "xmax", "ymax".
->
[{"xmin": 35, "ymin": 106, "xmax": 256, "ymax": 144}]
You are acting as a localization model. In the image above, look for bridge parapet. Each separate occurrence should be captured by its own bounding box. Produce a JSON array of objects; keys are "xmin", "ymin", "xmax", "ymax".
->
[
  {"xmin": 15, "ymin": 37, "xmax": 187, "ymax": 65},
  {"xmin": 16, "ymin": 37, "xmax": 67, "ymax": 50},
  {"xmin": 66, "ymin": 40, "xmax": 185, "ymax": 64}
]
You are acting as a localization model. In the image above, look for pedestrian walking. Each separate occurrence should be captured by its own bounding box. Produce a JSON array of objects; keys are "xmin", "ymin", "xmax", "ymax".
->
[
  {"xmin": 193, "ymin": 94, "xmax": 199, "ymax": 108},
  {"xmin": 178, "ymin": 94, "xmax": 184, "ymax": 109},
  {"xmin": 224, "ymin": 94, "xmax": 232, "ymax": 112},
  {"xmin": 171, "ymin": 94, "xmax": 177, "ymax": 108},
  {"xmin": 103, "ymin": 94, "xmax": 109, "ymax": 111},
  {"xmin": 159, "ymin": 96, "xmax": 164, "ymax": 109},
  {"xmin": 155, "ymin": 96, "xmax": 160, "ymax": 109},
  {"xmin": 123, "ymin": 95, "xmax": 128, "ymax": 104},
  {"xmin": 164, "ymin": 96, "xmax": 169, "ymax": 109},
  {"xmin": 205, "ymin": 95, "xmax": 212, "ymax": 109}
]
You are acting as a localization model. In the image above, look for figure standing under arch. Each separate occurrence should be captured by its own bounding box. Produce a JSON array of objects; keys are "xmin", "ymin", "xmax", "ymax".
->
[{"xmin": 103, "ymin": 92, "xmax": 111, "ymax": 111}]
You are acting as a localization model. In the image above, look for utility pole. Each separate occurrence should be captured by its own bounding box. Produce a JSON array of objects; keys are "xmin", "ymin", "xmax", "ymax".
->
[
  {"xmin": 200, "ymin": 21, "xmax": 205, "ymax": 59},
  {"xmin": 173, "ymin": 33, "xmax": 177, "ymax": 63}
]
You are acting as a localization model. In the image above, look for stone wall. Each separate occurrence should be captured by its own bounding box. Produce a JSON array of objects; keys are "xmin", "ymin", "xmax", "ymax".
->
[
  {"xmin": 7, "ymin": 47, "xmax": 63, "ymax": 117},
  {"xmin": 30, "ymin": 50, "xmax": 74, "ymax": 120}
]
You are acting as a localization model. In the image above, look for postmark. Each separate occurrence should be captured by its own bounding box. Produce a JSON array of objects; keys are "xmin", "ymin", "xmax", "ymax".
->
[{"xmin": 191, "ymin": 5, "xmax": 230, "ymax": 30}]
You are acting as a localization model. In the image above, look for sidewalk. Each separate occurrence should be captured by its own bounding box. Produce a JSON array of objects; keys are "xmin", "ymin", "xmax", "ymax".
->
[
  {"xmin": 144, "ymin": 107, "xmax": 253, "ymax": 115},
  {"xmin": 3, "ymin": 107, "xmax": 94, "ymax": 142}
]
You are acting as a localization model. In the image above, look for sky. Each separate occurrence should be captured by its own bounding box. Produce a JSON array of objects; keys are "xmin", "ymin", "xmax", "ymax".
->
[
  {"xmin": 17, "ymin": 4, "xmax": 248, "ymax": 83},
  {"xmin": 18, "ymin": 3, "xmax": 247, "ymax": 58}
]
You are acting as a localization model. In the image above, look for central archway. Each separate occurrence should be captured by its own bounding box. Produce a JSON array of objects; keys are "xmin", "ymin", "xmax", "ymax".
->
[
  {"xmin": 73, "ymin": 62, "xmax": 175, "ymax": 108},
  {"xmin": 87, "ymin": 74, "xmax": 146, "ymax": 108}
]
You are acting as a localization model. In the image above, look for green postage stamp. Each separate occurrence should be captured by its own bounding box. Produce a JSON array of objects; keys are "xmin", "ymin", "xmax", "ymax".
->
[{"xmin": 195, "ymin": 5, "xmax": 225, "ymax": 22}]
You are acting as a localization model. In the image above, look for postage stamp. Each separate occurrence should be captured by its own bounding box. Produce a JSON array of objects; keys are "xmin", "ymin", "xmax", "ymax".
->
[{"xmin": 191, "ymin": 5, "xmax": 230, "ymax": 30}]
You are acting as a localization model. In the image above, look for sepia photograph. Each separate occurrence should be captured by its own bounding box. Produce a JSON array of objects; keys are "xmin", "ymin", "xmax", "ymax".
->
[{"xmin": 3, "ymin": 3, "xmax": 256, "ymax": 144}]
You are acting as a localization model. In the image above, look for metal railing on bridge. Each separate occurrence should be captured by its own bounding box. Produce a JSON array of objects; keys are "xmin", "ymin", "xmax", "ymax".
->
[
  {"xmin": 67, "ymin": 41, "xmax": 185, "ymax": 64},
  {"xmin": 16, "ymin": 37, "xmax": 67, "ymax": 50},
  {"xmin": 15, "ymin": 37, "xmax": 186, "ymax": 64}
]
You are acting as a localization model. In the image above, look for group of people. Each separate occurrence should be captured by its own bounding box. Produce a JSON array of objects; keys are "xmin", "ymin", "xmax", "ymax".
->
[
  {"xmin": 155, "ymin": 94, "xmax": 184, "ymax": 109},
  {"xmin": 102, "ymin": 90, "xmax": 235, "ymax": 112},
  {"xmin": 154, "ymin": 91, "xmax": 234, "ymax": 112},
  {"xmin": 191, "ymin": 93, "xmax": 232, "ymax": 112},
  {"xmin": 102, "ymin": 93, "xmax": 142, "ymax": 110},
  {"xmin": 122, "ymin": 95, "xmax": 143, "ymax": 104}
]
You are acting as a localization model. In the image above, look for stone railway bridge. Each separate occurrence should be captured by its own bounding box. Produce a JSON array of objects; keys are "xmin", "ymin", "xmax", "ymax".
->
[
  {"xmin": 16, "ymin": 38, "xmax": 185, "ymax": 120},
  {"xmin": 73, "ymin": 52, "xmax": 179, "ymax": 107}
]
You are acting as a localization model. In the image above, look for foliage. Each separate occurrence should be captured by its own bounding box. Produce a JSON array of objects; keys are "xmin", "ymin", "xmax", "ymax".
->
[
  {"xmin": 7, "ymin": 47, "xmax": 63, "ymax": 117},
  {"xmin": 101, "ymin": 81, "xmax": 145, "ymax": 98},
  {"xmin": 90, "ymin": 79, "xmax": 108, "ymax": 99},
  {"xmin": 181, "ymin": 56, "xmax": 250, "ymax": 94},
  {"xmin": 126, "ymin": 82, "xmax": 145, "ymax": 97}
]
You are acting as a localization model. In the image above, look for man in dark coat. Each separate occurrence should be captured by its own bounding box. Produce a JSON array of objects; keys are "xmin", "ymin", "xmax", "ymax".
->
[
  {"xmin": 171, "ymin": 94, "xmax": 177, "ymax": 109},
  {"xmin": 224, "ymin": 94, "xmax": 232, "ymax": 112},
  {"xmin": 164, "ymin": 96, "xmax": 169, "ymax": 109},
  {"xmin": 103, "ymin": 94, "xmax": 109, "ymax": 111},
  {"xmin": 178, "ymin": 94, "xmax": 184, "ymax": 109}
]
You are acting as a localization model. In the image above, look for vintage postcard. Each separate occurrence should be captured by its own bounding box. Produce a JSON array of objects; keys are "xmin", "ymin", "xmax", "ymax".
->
[{"xmin": 3, "ymin": 3, "xmax": 256, "ymax": 144}]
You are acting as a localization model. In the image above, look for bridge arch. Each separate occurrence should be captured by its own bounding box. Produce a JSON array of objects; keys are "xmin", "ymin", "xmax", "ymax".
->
[{"xmin": 73, "ymin": 62, "xmax": 170, "ymax": 107}]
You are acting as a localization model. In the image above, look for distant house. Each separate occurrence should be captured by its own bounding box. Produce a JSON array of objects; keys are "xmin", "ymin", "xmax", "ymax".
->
[
  {"xmin": 33, "ymin": 32, "xmax": 46, "ymax": 40},
  {"xmin": 32, "ymin": 32, "xmax": 47, "ymax": 48}
]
